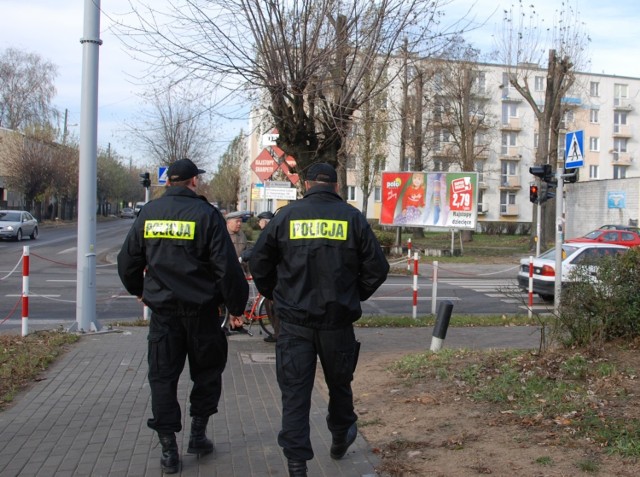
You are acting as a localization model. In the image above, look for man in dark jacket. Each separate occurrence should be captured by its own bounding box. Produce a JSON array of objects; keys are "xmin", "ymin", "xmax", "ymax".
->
[
  {"xmin": 249, "ymin": 163, "xmax": 389, "ymax": 477},
  {"xmin": 117, "ymin": 158, "xmax": 248, "ymax": 474}
]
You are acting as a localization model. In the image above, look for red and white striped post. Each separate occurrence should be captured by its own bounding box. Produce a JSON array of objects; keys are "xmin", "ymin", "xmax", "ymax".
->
[
  {"xmin": 412, "ymin": 252, "xmax": 419, "ymax": 319},
  {"xmin": 22, "ymin": 246, "xmax": 30, "ymax": 336},
  {"xmin": 407, "ymin": 238, "xmax": 412, "ymax": 271},
  {"xmin": 528, "ymin": 256, "xmax": 534, "ymax": 319}
]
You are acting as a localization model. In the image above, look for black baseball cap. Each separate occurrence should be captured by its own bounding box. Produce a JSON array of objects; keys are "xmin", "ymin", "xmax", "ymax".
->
[
  {"xmin": 167, "ymin": 158, "xmax": 206, "ymax": 182},
  {"xmin": 306, "ymin": 163, "xmax": 337, "ymax": 183}
]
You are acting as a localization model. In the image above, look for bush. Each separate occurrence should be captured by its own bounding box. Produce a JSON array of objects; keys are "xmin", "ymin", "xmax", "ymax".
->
[
  {"xmin": 373, "ymin": 229, "xmax": 395, "ymax": 247},
  {"xmin": 557, "ymin": 247, "xmax": 640, "ymax": 348}
]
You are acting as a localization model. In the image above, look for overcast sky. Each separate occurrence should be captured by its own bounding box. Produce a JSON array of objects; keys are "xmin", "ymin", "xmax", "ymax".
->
[{"xmin": 1, "ymin": 0, "xmax": 639, "ymax": 166}]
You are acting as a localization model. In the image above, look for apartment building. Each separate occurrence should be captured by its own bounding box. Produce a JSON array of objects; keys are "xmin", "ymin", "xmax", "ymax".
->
[{"xmin": 243, "ymin": 62, "xmax": 640, "ymax": 229}]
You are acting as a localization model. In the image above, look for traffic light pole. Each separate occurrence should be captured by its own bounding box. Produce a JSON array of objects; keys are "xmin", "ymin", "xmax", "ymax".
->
[{"xmin": 553, "ymin": 170, "xmax": 564, "ymax": 315}]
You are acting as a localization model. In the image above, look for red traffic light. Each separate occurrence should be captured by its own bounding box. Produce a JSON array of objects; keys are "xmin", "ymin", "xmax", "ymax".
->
[{"xmin": 529, "ymin": 184, "xmax": 539, "ymax": 204}]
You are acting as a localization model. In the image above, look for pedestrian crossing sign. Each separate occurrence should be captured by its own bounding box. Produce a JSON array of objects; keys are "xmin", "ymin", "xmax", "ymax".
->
[
  {"xmin": 158, "ymin": 166, "xmax": 168, "ymax": 185},
  {"xmin": 565, "ymin": 130, "xmax": 584, "ymax": 168}
]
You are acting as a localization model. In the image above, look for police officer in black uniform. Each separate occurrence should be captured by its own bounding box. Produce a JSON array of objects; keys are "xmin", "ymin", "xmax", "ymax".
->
[
  {"xmin": 117, "ymin": 158, "xmax": 248, "ymax": 474},
  {"xmin": 249, "ymin": 163, "xmax": 389, "ymax": 477}
]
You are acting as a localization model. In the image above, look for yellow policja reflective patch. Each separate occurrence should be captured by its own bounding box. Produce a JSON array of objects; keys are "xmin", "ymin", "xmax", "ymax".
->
[
  {"xmin": 144, "ymin": 220, "xmax": 196, "ymax": 239},
  {"xmin": 290, "ymin": 219, "xmax": 348, "ymax": 240}
]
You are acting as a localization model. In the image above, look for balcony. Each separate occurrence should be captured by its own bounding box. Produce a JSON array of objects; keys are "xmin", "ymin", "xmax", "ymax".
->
[
  {"xmin": 477, "ymin": 180, "xmax": 488, "ymax": 189},
  {"xmin": 611, "ymin": 151, "xmax": 634, "ymax": 165},
  {"xmin": 500, "ymin": 175, "xmax": 521, "ymax": 189},
  {"xmin": 432, "ymin": 143, "xmax": 458, "ymax": 158},
  {"xmin": 613, "ymin": 100, "xmax": 633, "ymax": 111},
  {"xmin": 500, "ymin": 146, "xmax": 522, "ymax": 159},
  {"xmin": 613, "ymin": 124, "xmax": 632, "ymax": 138},
  {"xmin": 500, "ymin": 204, "xmax": 519, "ymax": 216},
  {"xmin": 500, "ymin": 117, "xmax": 522, "ymax": 131}
]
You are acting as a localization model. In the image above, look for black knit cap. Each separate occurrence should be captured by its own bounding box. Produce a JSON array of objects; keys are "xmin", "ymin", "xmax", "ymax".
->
[
  {"xmin": 167, "ymin": 158, "xmax": 206, "ymax": 182},
  {"xmin": 306, "ymin": 163, "xmax": 337, "ymax": 183}
]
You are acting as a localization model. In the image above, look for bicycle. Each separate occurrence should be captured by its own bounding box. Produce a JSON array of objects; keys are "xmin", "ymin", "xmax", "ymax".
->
[{"xmin": 220, "ymin": 277, "xmax": 275, "ymax": 338}]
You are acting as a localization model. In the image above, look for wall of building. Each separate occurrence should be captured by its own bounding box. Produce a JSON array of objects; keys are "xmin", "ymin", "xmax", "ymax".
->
[{"xmin": 565, "ymin": 177, "xmax": 640, "ymax": 238}]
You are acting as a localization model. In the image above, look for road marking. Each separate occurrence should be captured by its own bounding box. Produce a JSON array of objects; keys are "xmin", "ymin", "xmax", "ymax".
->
[{"xmin": 58, "ymin": 247, "xmax": 77, "ymax": 254}]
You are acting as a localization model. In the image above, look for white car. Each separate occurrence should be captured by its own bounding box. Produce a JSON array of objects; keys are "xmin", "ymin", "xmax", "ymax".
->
[
  {"xmin": 0, "ymin": 210, "xmax": 39, "ymax": 241},
  {"xmin": 517, "ymin": 242, "xmax": 629, "ymax": 302}
]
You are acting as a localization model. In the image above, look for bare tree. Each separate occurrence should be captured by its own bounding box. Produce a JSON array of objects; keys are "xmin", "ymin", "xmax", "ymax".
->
[
  {"xmin": 117, "ymin": 0, "xmax": 467, "ymax": 196},
  {"xmin": 496, "ymin": 0, "xmax": 590, "ymax": 247},
  {"xmin": 129, "ymin": 81, "xmax": 215, "ymax": 169},
  {"xmin": 349, "ymin": 68, "xmax": 389, "ymax": 218},
  {"xmin": 0, "ymin": 48, "xmax": 57, "ymax": 131},
  {"xmin": 205, "ymin": 133, "xmax": 246, "ymax": 211}
]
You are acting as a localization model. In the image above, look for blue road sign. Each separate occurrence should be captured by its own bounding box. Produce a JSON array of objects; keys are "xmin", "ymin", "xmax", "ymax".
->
[
  {"xmin": 158, "ymin": 166, "xmax": 168, "ymax": 185},
  {"xmin": 565, "ymin": 130, "xmax": 584, "ymax": 169}
]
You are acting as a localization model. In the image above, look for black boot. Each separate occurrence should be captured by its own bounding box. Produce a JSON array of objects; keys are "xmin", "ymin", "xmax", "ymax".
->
[
  {"xmin": 187, "ymin": 415, "xmax": 214, "ymax": 455},
  {"xmin": 158, "ymin": 433, "xmax": 179, "ymax": 474},
  {"xmin": 287, "ymin": 459, "xmax": 308, "ymax": 477},
  {"xmin": 330, "ymin": 422, "xmax": 358, "ymax": 460}
]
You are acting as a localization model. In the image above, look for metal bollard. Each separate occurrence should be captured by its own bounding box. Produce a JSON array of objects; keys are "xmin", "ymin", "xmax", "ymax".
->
[{"xmin": 430, "ymin": 300, "xmax": 453, "ymax": 352}]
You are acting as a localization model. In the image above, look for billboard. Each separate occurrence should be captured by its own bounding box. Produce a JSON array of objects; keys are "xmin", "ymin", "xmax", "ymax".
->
[{"xmin": 380, "ymin": 171, "xmax": 478, "ymax": 229}]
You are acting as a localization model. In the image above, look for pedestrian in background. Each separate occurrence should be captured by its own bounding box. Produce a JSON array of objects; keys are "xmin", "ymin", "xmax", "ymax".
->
[
  {"xmin": 117, "ymin": 158, "xmax": 248, "ymax": 474},
  {"xmin": 225, "ymin": 211, "xmax": 248, "ymax": 261},
  {"xmin": 255, "ymin": 211, "xmax": 279, "ymax": 343},
  {"xmin": 249, "ymin": 163, "xmax": 389, "ymax": 477}
]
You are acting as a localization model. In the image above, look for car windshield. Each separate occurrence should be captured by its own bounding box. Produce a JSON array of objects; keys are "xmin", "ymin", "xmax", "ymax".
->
[
  {"xmin": 539, "ymin": 244, "xmax": 580, "ymax": 260},
  {"xmin": 583, "ymin": 230, "xmax": 604, "ymax": 239},
  {"xmin": 0, "ymin": 212, "xmax": 20, "ymax": 222}
]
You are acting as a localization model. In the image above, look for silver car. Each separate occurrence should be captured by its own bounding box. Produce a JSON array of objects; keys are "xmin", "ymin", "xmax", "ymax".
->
[{"xmin": 0, "ymin": 210, "xmax": 39, "ymax": 241}]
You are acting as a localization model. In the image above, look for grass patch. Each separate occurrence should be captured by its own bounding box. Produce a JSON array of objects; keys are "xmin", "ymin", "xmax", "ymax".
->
[
  {"xmin": 0, "ymin": 330, "xmax": 79, "ymax": 410},
  {"xmin": 389, "ymin": 346, "xmax": 640, "ymax": 458},
  {"xmin": 356, "ymin": 314, "xmax": 547, "ymax": 328}
]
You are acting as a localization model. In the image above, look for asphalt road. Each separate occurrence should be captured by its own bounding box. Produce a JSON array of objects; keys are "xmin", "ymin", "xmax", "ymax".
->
[{"xmin": 0, "ymin": 219, "xmax": 547, "ymax": 334}]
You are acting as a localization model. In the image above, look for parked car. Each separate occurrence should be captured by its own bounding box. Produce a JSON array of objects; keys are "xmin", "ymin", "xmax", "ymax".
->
[
  {"xmin": 0, "ymin": 210, "xmax": 39, "ymax": 241},
  {"xmin": 517, "ymin": 242, "xmax": 629, "ymax": 302},
  {"xmin": 566, "ymin": 229, "xmax": 640, "ymax": 247},
  {"xmin": 134, "ymin": 201, "xmax": 146, "ymax": 216},
  {"xmin": 119, "ymin": 207, "xmax": 136, "ymax": 219},
  {"xmin": 599, "ymin": 224, "xmax": 640, "ymax": 233}
]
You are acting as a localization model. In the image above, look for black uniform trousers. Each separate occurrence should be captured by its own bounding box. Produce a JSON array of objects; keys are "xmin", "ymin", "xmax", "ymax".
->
[
  {"xmin": 276, "ymin": 321, "xmax": 359, "ymax": 461},
  {"xmin": 146, "ymin": 311, "xmax": 228, "ymax": 434}
]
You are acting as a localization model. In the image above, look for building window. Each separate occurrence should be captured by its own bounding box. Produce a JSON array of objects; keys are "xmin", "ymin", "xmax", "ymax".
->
[
  {"xmin": 534, "ymin": 76, "xmax": 545, "ymax": 91},
  {"xmin": 590, "ymin": 109, "xmax": 599, "ymax": 123},
  {"xmin": 347, "ymin": 186, "xmax": 356, "ymax": 201},
  {"xmin": 475, "ymin": 160, "xmax": 485, "ymax": 183},
  {"xmin": 589, "ymin": 137, "xmax": 599, "ymax": 152},
  {"xmin": 374, "ymin": 186, "xmax": 381, "ymax": 202},
  {"xmin": 475, "ymin": 71, "xmax": 486, "ymax": 94},
  {"xmin": 501, "ymin": 103, "xmax": 518, "ymax": 124},
  {"xmin": 613, "ymin": 137, "xmax": 628, "ymax": 154},
  {"xmin": 613, "ymin": 165, "xmax": 627, "ymax": 179},
  {"xmin": 589, "ymin": 165, "xmax": 599, "ymax": 179},
  {"xmin": 500, "ymin": 160, "xmax": 518, "ymax": 185},
  {"xmin": 501, "ymin": 72, "xmax": 510, "ymax": 98},
  {"xmin": 499, "ymin": 190, "xmax": 517, "ymax": 213},
  {"xmin": 589, "ymin": 81, "xmax": 599, "ymax": 97},
  {"xmin": 614, "ymin": 83, "xmax": 629, "ymax": 106},
  {"xmin": 501, "ymin": 131, "xmax": 517, "ymax": 154},
  {"xmin": 614, "ymin": 111, "xmax": 628, "ymax": 133}
]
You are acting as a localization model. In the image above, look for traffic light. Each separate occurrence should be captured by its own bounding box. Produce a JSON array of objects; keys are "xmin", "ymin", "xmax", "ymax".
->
[
  {"xmin": 529, "ymin": 164, "xmax": 553, "ymax": 182},
  {"xmin": 529, "ymin": 184, "xmax": 539, "ymax": 203},
  {"xmin": 538, "ymin": 181, "xmax": 556, "ymax": 203},
  {"xmin": 139, "ymin": 172, "xmax": 151, "ymax": 188}
]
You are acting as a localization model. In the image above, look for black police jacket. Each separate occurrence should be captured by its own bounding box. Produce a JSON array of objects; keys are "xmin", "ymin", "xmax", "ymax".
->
[
  {"xmin": 117, "ymin": 186, "xmax": 248, "ymax": 318},
  {"xmin": 250, "ymin": 184, "xmax": 389, "ymax": 330}
]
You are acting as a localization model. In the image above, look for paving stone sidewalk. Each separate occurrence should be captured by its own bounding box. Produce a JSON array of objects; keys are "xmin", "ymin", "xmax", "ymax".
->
[{"xmin": 0, "ymin": 325, "xmax": 540, "ymax": 476}]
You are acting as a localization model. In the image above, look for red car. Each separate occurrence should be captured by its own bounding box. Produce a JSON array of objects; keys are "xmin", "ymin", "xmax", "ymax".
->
[{"xmin": 566, "ymin": 229, "xmax": 640, "ymax": 247}]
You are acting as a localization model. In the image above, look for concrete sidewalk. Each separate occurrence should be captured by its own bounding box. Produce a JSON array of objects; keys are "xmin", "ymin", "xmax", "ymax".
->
[{"xmin": 0, "ymin": 325, "xmax": 541, "ymax": 476}]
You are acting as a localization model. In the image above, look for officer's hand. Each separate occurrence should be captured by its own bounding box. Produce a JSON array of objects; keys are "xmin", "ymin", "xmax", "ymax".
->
[{"xmin": 230, "ymin": 316, "xmax": 244, "ymax": 328}]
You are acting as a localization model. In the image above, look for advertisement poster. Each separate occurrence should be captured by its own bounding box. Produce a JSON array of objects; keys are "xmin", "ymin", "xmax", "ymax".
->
[{"xmin": 380, "ymin": 171, "xmax": 478, "ymax": 229}]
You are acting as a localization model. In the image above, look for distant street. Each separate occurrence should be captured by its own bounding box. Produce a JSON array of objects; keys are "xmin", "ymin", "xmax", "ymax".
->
[{"xmin": 0, "ymin": 220, "xmax": 549, "ymax": 334}]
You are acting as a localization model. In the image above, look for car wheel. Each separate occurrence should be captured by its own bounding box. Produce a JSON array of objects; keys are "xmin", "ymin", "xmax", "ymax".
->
[
  {"xmin": 538, "ymin": 293, "xmax": 554, "ymax": 303},
  {"xmin": 15, "ymin": 229, "xmax": 22, "ymax": 242},
  {"xmin": 30, "ymin": 227, "xmax": 38, "ymax": 240}
]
